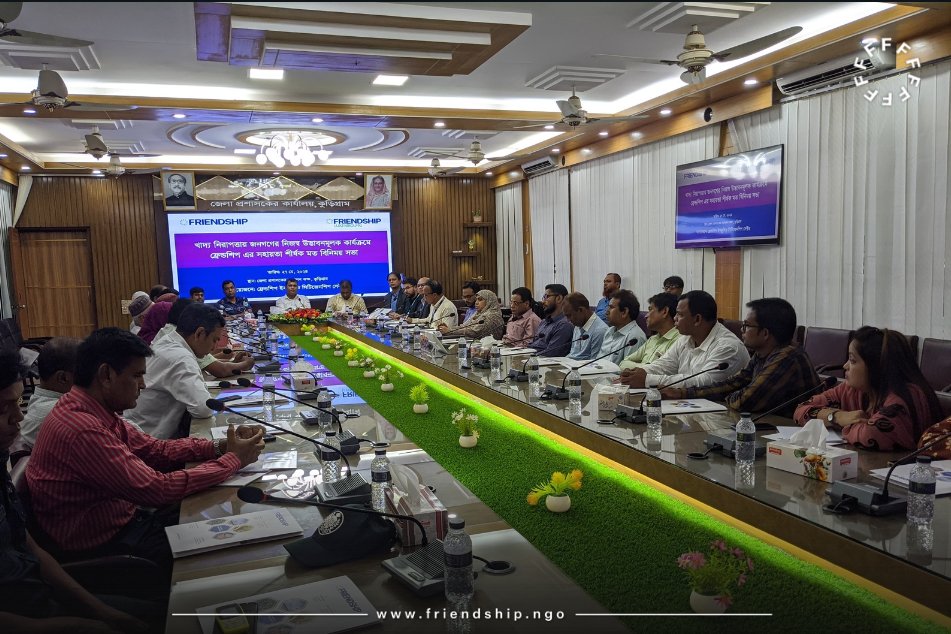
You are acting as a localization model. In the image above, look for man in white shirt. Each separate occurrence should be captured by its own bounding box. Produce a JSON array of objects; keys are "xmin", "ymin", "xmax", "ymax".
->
[
  {"xmin": 124, "ymin": 303, "xmax": 223, "ymax": 438},
  {"xmin": 325, "ymin": 279, "xmax": 368, "ymax": 315},
  {"xmin": 153, "ymin": 298, "xmax": 254, "ymax": 378},
  {"xmin": 564, "ymin": 293, "xmax": 609, "ymax": 360},
  {"xmin": 410, "ymin": 280, "xmax": 458, "ymax": 328},
  {"xmin": 598, "ymin": 290, "xmax": 647, "ymax": 365},
  {"xmin": 621, "ymin": 290, "xmax": 749, "ymax": 389},
  {"xmin": 275, "ymin": 278, "xmax": 311, "ymax": 312},
  {"xmin": 18, "ymin": 337, "xmax": 81, "ymax": 448}
]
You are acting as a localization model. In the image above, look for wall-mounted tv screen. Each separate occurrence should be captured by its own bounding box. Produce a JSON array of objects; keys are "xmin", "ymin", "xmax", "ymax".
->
[{"xmin": 674, "ymin": 144, "xmax": 783, "ymax": 249}]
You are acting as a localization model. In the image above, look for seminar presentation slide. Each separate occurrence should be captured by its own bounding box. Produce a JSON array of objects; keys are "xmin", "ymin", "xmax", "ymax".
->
[{"xmin": 168, "ymin": 212, "xmax": 393, "ymax": 301}]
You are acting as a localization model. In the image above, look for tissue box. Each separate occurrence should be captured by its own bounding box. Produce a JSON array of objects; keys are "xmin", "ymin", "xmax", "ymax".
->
[
  {"xmin": 596, "ymin": 384, "xmax": 628, "ymax": 411},
  {"xmin": 384, "ymin": 484, "xmax": 448, "ymax": 547},
  {"xmin": 766, "ymin": 441, "xmax": 857, "ymax": 482}
]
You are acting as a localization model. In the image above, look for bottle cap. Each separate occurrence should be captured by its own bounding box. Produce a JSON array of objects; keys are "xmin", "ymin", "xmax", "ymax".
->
[
  {"xmin": 448, "ymin": 514, "xmax": 465, "ymax": 529},
  {"xmin": 916, "ymin": 455, "xmax": 932, "ymax": 464},
  {"xmin": 740, "ymin": 412, "xmax": 751, "ymax": 418},
  {"xmin": 325, "ymin": 429, "xmax": 337, "ymax": 436}
]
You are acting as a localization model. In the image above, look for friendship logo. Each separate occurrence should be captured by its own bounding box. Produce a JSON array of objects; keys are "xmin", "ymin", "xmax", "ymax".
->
[{"xmin": 855, "ymin": 38, "xmax": 921, "ymax": 107}]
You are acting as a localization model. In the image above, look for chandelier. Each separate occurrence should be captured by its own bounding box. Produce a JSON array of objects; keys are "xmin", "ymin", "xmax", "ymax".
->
[{"xmin": 254, "ymin": 132, "xmax": 332, "ymax": 168}]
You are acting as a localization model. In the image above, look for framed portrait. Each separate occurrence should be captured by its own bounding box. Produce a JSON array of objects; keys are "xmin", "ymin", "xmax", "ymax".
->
[
  {"xmin": 363, "ymin": 174, "xmax": 393, "ymax": 210},
  {"xmin": 162, "ymin": 171, "xmax": 197, "ymax": 210}
]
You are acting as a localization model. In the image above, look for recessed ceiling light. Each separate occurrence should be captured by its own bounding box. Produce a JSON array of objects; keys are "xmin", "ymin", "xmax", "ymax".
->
[
  {"xmin": 544, "ymin": 125, "xmax": 555, "ymax": 130},
  {"xmin": 582, "ymin": 148, "xmax": 592, "ymax": 154},
  {"xmin": 0, "ymin": 153, "xmax": 7, "ymax": 158},
  {"xmin": 92, "ymin": 169, "xmax": 102, "ymax": 174},
  {"xmin": 632, "ymin": 132, "xmax": 643, "ymax": 139},
  {"xmin": 372, "ymin": 74, "xmax": 409, "ymax": 86},
  {"xmin": 311, "ymin": 117, "xmax": 324, "ymax": 123},
  {"xmin": 551, "ymin": 148, "xmax": 560, "ymax": 153},
  {"xmin": 598, "ymin": 131, "xmax": 608, "ymax": 137},
  {"xmin": 233, "ymin": 148, "xmax": 256, "ymax": 155},
  {"xmin": 509, "ymin": 171, "xmax": 519, "ymax": 177},
  {"xmin": 172, "ymin": 113, "xmax": 187, "ymax": 119},
  {"xmin": 861, "ymin": 37, "xmax": 877, "ymax": 45},
  {"xmin": 161, "ymin": 167, "xmax": 171, "ymax": 170},
  {"xmin": 23, "ymin": 108, "xmax": 36, "ymax": 115},
  {"xmin": 434, "ymin": 121, "xmax": 446, "ymax": 128},
  {"xmin": 660, "ymin": 108, "xmax": 672, "ymax": 116},
  {"xmin": 20, "ymin": 166, "xmax": 30, "ymax": 171},
  {"xmin": 744, "ymin": 78, "xmax": 759, "ymax": 86},
  {"xmin": 273, "ymin": 171, "xmax": 280, "ymax": 175},
  {"xmin": 485, "ymin": 172, "xmax": 493, "ymax": 176},
  {"xmin": 249, "ymin": 68, "xmax": 284, "ymax": 80},
  {"xmin": 355, "ymin": 172, "xmax": 362, "ymax": 176}
]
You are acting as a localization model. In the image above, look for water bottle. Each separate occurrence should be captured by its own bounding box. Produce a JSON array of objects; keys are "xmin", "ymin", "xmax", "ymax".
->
[
  {"xmin": 345, "ymin": 305, "xmax": 353, "ymax": 324},
  {"xmin": 370, "ymin": 443, "xmax": 391, "ymax": 514},
  {"xmin": 256, "ymin": 309, "xmax": 264, "ymax": 324},
  {"xmin": 261, "ymin": 374, "xmax": 275, "ymax": 422},
  {"xmin": 317, "ymin": 390, "xmax": 334, "ymax": 432},
  {"xmin": 443, "ymin": 515, "xmax": 474, "ymax": 606},
  {"xmin": 645, "ymin": 387, "xmax": 662, "ymax": 430},
  {"xmin": 490, "ymin": 345, "xmax": 502, "ymax": 381},
  {"xmin": 567, "ymin": 369, "xmax": 582, "ymax": 414},
  {"xmin": 907, "ymin": 456, "xmax": 936, "ymax": 524},
  {"xmin": 413, "ymin": 326, "xmax": 422, "ymax": 351},
  {"xmin": 457, "ymin": 340, "xmax": 469, "ymax": 369},
  {"xmin": 735, "ymin": 411, "xmax": 756, "ymax": 481},
  {"xmin": 526, "ymin": 356, "xmax": 542, "ymax": 397},
  {"xmin": 320, "ymin": 429, "xmax": 342, "ymax": 483}
]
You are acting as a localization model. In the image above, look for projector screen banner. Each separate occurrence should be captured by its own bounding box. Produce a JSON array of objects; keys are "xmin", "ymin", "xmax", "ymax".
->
[{"xmin": 168, "ymin": 212, "xmax": 393, "ymax": 301}]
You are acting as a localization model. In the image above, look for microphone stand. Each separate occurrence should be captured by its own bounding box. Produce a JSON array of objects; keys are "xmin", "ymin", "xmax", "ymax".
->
[
  {"xmin": 615, "ymin": 362, "xmax": 729, "ymax": 424},
  {"xmin": 509, "ymin": 334, "xmax": 589, "ymax": 382},
  {"xmin": 544, "ymin": 339, "xmax": 639, "ymax": 400}
]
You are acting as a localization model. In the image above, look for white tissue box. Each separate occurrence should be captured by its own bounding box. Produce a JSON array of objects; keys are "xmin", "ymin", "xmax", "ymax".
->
[
  {"xmin": 766, "ymin": 441, "xmax": 857, "ymax": 482},
  {"xmin": 596, "ymin": 384, "xmax": 628, "ymax": 411},
  {"xmin": 385, "ymin": 484, "xmax": 448, "ymax": 547}
]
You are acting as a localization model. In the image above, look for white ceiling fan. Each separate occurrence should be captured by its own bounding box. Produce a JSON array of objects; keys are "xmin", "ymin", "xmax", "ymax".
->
[
  {"xmin": 427, "ymin": 158, "xmax": 464, "ymax": 178},
  {"xmin": 595, "ymin": 24, "xmax": 803, "ymax": 84},
  {"xmin": 425, "ymin": 141, "xmax": 519, "ymax": 166},
  {"xmin": 0, "ymin": 2, "xmax": 93, "ymax": 47},
  {"xmin": 0, "ymin": 65, "xmax": 136, "ymax": 112},
  {"xmin": 59, "ymin": 128, "xmax": 160, "ymax": 176},
  {"xmin": 513, "ymin": 87, "xmax": 649, "ymax": 130}
]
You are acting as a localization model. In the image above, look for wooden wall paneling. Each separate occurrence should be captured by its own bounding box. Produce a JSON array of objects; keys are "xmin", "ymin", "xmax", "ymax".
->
[
  {"xmin": 521, "ymin": 180, "xmax": 533, "ymax": 294},
  {"xmin": 714, "ymin": 248, "xmax": 742, "ymax": 321}
]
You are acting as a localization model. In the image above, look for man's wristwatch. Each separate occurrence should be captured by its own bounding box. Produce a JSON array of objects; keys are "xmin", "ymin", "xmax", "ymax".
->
[
  {"xmin": 214, "ymin": 438, "xmax": 227, "ymax": 457},
  {"xmin": 827, "ymin": 410, "xmax": 837, "ymax": 426}
]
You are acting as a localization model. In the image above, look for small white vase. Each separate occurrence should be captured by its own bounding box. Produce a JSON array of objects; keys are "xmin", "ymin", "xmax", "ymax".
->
[
  {"xmin": 473, "ymin": 215, "xmax": 482, "ymax": 223},
  {"xmin": 312, "ymin": 336, "xmax": 320, "ymax": 342},
  {"xmin": 545, "ymin": 495, "xmax": 571, "ymax": 513},
  {"xmin": 458, "ymin": 434, "xmax": 478, "ymax": 448},
  {"xmin": 363, "ymin": 370, "xmax": 376, "ymax": 378},
  {"xmin": 347, "ymin": 360, "xmax": 360, "ymax": 367},
  {"xmin": 413, "ymin": 403, "xmax": 429, "ymax": 414},
  {"xmin": 321, "ymin": 344, "xmax": 332, "ymax": 350},
  {"xmin": 333, "ymin": 350, "xmax": 344, "ymax": 356},
  {"xmin": 689, "ymin": 591, "xmax": 727, "ymax": 614},
  {"xmin": 381, "ymin": 383, "xmax": 395, "ymax": 392}
]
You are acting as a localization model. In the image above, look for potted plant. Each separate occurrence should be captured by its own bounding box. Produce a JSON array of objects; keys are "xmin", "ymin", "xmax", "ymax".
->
[
  {"xmin": 526, "ymin": 469, "xmax": 583, "ymax": 513},
  {"xmin": 318, "ymin": 336, "xmax": 333, "ymax": 350},
  {"xmin": 410, "ymin": 384, "xmax": 430, "ymax": 414},
  {"xmin": 360, "ymin": 357, "xmax": 377, "ymax": 378},
  {"xmin": 345, "ymin": 347, "xmax": 361, "ymax": 367},
  {"xmin": 377, "ymin": 365, "xmax": 403, "ymax": 392},
  {"xmin": 333, "ymin": 342, "xmax": 344, "ymax": 357},
  {"xmin": 677, "ymin": 540, "xmax": 754, "ymax": 613},
  {"xmin": 451, "ymin": 408, "xmax": 480, "ymax": 447},
  {"xmin": 471, "ymin": 210, "xmax": 483, "ymax": 223}
]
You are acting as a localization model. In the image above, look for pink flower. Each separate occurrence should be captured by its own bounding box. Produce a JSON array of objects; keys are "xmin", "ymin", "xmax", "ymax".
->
[
  {"xmin": 737, "ymin": 573, "xmax": 747, "ymax": 587},
  {"xmin": 715, "ymin": 595, "xmax": 733, "ymax": 608},
  {"xmin": 711, "ymin": 539, "xmax": 727, "ymax": 552},
  {"xmin": 746, "ymin": 558, "xmax": 755, "ymax": 572},
  {"xmin": 677, "ymin": 552, "xmax": 706, "ymax": 570},
  {"xmin": 731, "ymin": 547, "xmax": 745, "ymax": 559}
]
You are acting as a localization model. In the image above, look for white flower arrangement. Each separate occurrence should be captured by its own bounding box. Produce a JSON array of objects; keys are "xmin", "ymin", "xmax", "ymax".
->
[
  {"xmin": 451, "ymin": 408, "xmax": 480, "ymax": 437},
  {"xmin": 376, "ymin": 365, "xmax": 404, "ymax": 384}
]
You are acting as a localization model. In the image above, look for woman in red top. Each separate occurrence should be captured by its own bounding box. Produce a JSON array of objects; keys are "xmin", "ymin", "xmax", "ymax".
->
[{"xmin": 794, "ymin": 326, "xmax": 941, "ymax": 451}]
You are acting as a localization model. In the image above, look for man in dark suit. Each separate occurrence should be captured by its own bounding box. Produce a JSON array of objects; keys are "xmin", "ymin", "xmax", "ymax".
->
[
  {"xmin": 164, "ymin": 173, "xmax": 195, "ymax": 207},
  {"xmin": 383, "ymin": 272, "xmax": 406, "ymax": 314}
]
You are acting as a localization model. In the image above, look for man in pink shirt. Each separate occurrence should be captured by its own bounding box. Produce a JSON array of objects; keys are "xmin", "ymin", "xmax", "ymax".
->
[{"xmin": 503, "ymin": 287, "xmax": 542, "ymax": 347}]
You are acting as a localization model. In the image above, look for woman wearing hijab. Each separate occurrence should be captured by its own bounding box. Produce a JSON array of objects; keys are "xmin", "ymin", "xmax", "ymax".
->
[{"xmin": 438, "ymin": 289, "xmax": 505, "ymax": 340}]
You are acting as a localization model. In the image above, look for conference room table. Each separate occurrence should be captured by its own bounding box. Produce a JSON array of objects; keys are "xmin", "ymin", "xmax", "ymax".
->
[
  {"xmin": 317, "ymin": 320, "xmax": 951, "ymax": 619},
  {"xmin": 165, "ymin": 349, "xmax": 627, "ymax": 633}
]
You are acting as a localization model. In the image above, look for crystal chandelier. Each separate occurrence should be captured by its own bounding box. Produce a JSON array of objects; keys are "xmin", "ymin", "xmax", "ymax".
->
[{"xmin": 254, "ymin": 132, "xmax": 332, "ymax": 168}]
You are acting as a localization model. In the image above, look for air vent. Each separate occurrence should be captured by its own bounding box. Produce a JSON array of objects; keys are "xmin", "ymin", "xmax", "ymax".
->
[
  {"xmin": 777, "ymin": 50, "xmax": 895, "ymax": 96},
  {"xmin": 521, "ymin": 155, "xmax": 557, "ymax": 176}
]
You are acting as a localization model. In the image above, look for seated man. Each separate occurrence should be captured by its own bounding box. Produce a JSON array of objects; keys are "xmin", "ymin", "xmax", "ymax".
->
[
  {"xmin": 595, "ymin": 273, "xmax": 621, "ymax": 324},
  {"xmin": 125, "ymin": 304, "xmax": 224, "ymax": 438},
  {"xmin": 215, "ymin": 279, "xmax": 250, "ymax": 319},
  {"xmin": 325, "ymin": 279, "xmax": 368, "ymax": 315},
  {"xmin": 189, "ymin": 286, "xmax": 205, "ymax": 303},
  {"xmin": 153, "ymin": 299, "xmax": 254, "ymax": 379},
  {"xmin": 503, "ymin": 287, "xmax": 542, "ymax": 346},
  {"xmin": 275, "ymin": 278, "xmax": 311, "ymax": 312},
  {"xmin": 461, "ymin": 282, "xmax": 480, "ymax": 323},
  {"xmin": 663, "ymin": 298, "xmax": 821, "ymax": 415},
  {"xmin": 528, "ymin": 284, "xmax": 574, "ymax": 357},
  {"xmin": 410, "ymin": 280, "xmax": 457, "ymax": 328},
  {"xmin": 26, "ymin": 329, "xmax": 264, "ymax": 571},
  {"xmin": 128, "ymin": 292, "xmax": 152, "ymax": 336},
  {"xmin": 564, "ymin": 293, "xmax": 609, "ymax": 360},
  {"xmin": 0, "ymin": 347, "xmax": 150, "ymax": 633},
  {"xmin": 619, "ymin": 292, "xmax": 682, "ymax": 370},
  {"xmin": 598, "ymin": 290, "xmax": 647, "ymax": 365},
  {"xmin": 406, "ymin": 277, "xmax": 432, "ymax": 319},
  {"xmin": 663, "ymin": 275, "xmax": 684, "ymax": 297},
  {"xmin": 18, "ymin": 337, "xmax": 82, "ymax": 449},
  {"xmin": 383, "ymin": 272, "xmax": 406, "ymax": 314},
  {"xmin": 620, "ymin": 290, "xmax": 749, "ymax": 389},
  {"xmin": 391, "ymin": 276, "xmax": 418, "ymax": 318}
]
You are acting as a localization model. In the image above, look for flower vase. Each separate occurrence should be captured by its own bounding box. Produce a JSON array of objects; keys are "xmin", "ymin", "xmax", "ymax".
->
[
  {"xmin": 458, "ymin": 434, "xmax": 478, "ymax": 448},
  {"xmin": 472, "ymin": 214, "xmax": 482, "ymax": 223},
  {"xmin": 545, "ymin": 494, "xmax": 571, "ymax": 513},
  {"xmin": 321, "ymin": 344, "xmax": 332, "ymax": 350},
  {"xmin": 381, "ymin": 383, "xmax": 395, "ymax": 392},
  {"xmin": 348, "ymin": 360, "xmax": 360, "ymax": 367},
  {"xmin": 333, "ymin": 349, "xmax": 344, "ymax": 357},
  {"xmin": 363, "ymin": 370, "xmax": 376, "ymax": 378},
  {"xmin": 312, "ymin": 336, "xmax": 320, "ymax": 342},
  {"xmin": 413, "ymin": 403, "xmax": 429, "ymax": 414},
  {"xmin": 689, "ymin": 591, "xmax": 727, "ymax": 614}
]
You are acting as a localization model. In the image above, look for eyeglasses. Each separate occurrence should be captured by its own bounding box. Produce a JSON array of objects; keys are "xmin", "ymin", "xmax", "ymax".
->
[{"xmin": 740, "ymin": 322, "xmax": 763, "ymax": 332}]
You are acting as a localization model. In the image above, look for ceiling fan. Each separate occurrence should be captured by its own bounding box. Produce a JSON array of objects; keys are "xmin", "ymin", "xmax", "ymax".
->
[
  {"xmin": 59, "ymin": 128, "xmax": 160, "ymax": 176},
  {"xmin": 427, "ymin": 158, "xmax": 464, "ymax": 178},
  {"xmin": 426, "ymin": 141, "xmax": 519, "ymax": 166},
  {"xmin": 513, "ymin": 88, "xmax": 649, "ymax": 130},
  {"xmin": 0, "ymin": 2, "xmax": 93, "ymax": 47},
  {"xmin": 595, "ymin": 24, "xmax": 803, "ymax": 84},
  {"xmin": 0, "ymin": 66, "xmax": 135, "ymax": 112}
]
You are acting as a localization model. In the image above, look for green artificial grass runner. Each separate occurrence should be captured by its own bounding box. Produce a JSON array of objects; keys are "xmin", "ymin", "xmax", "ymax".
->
[{"xmin": 297, "ymin": 331, "xmax": 940, "ymax": 632}]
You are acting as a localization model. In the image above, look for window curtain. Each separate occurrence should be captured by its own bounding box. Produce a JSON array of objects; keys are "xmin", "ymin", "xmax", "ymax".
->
[
  {"xmin": 494, "ymin": 182, "xmax": 524, "ymax": 302},
  {"xmin": 731, "ymin": 59, "xmax": 951, "ymax": 339},
  {"xmin": 0, "ymin": 181, "xmax": 14, "ymax": 319},
  {"xmin": 528, "ymin": 169, "xmax": 571, "ymax": 295}
]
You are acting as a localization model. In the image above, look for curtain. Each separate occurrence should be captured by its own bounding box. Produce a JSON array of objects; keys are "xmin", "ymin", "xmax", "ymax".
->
[
  {"xmin": 528, "ymin": 169, "xmax": 571, "ymax": 295},
  {"xmin": 731, "ymin": 59, "xmax": 951, "ymax": 339},
  {"xmin": 569, "ymin": 126, "xmax": 720, "ymax": 304},
  {"xmin": 494, "ymin": 182, "xmax": 524, "ymax": 302},
  {"xmin": 0, "ymin": 182, "xmax": 14, "ymax": 319},
  {"xmin": 12, "ymin": 174, "xmax": 31, "ymax": 226}
]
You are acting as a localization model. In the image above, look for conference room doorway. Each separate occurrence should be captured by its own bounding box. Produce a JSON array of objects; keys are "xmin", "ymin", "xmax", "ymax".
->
[{"xmin": 9, "ymin": 228, "xmax": 98, "ymax": 339}]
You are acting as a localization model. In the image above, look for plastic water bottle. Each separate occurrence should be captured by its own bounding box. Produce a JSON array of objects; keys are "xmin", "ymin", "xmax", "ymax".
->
[
  {"xmin": 490, "ymin": 345, "xmax": 502, "ymax": 381},
  {"xmin": 345, "ymin": 305, "xmax": 353, "ymax": 325},
  {"xmin": 645, "ymin": 387, "xmax": 662, "ymax": 430},
  {"xmin": 256, "ymin": 309, "xmax": 264, "ymax": 324},
  {"xmin": 735, "ymin": 411, "xmax": 756, "ymax": 481},
  {"xmin": 370, "ymin": 443, "xmax": 391, "ymax": 514},
  {"xmin": 320, "ymin": 429, "xmax": 342, "ymax": 484},
  {"xmin": 261, "ymin": 374, "xmax": 275, "ymax": 422},
  {"xmin": 412, "ymin": 326, "xmax": 422, "ymax": 351},
  {"xmin": 567, "ymin": 369, "xmax": 582, "ymax": 414},
  {"xmin": 443, "ymin": 515, "xmax": 474, "ymax": 606},
  {"xmin": 907, "ymin": 456, "xmax": 936, "ymax": 524},
  {"xmin": 457, "ymin": 340, "xmax": 470, "ymax": 369},
  {"xmin": 526, "ymin": 356, "xmax": 541, "ymax": 397},
  {"xmin": 317, "ymin": 390, "xmax": 334, "ymax": 431}
]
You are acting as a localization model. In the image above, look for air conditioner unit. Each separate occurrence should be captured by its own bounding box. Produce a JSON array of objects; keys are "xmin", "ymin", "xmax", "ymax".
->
[
  {"xmin": 521, "ymin": 155, "xmax": 557, "ymax": 176},
  {"xmin": 776, "ymin": 48, "xmax": 895, "ymax": 96}
]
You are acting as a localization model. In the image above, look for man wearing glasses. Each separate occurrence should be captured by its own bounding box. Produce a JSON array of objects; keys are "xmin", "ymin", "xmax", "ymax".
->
[
  {"xmin": 410, "ymin": 280, "xmax": 457, "ymax": 328},
  {"xmin": 503, "ymin": 287, "xmax": 541, "ymax": 346},
  {"xmin": 527, "ymin": 284, "xmax": 574, "ymax": 357},
  {"xmin": 662, "ymin": 297, "xmax": 821, "ymax": 415},
  {"xmin": 663, "ymin": 275, "xmax": 684, "ymax": 296}
]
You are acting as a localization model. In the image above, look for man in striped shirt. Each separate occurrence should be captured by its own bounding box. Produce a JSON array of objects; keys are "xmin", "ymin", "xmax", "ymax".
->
[{"xmin": 27, "ymin": 328, "xmax": 264, "ymax": 572}]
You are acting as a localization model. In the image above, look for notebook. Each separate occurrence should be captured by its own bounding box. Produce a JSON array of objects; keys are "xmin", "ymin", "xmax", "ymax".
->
[{"xmin": 165, "ymin": 508, "xmax": 302, "ymax": 558}]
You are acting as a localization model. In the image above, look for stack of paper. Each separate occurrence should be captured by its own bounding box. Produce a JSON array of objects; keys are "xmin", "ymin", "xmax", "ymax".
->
[
  {"xmin": 240, "ymin": 450, "xmax": 298, "ymax": 473},
  {"xmin": 870, "ymin": 460, "xmax": 951, "ymax": 496},
  {"xmin": 165, "ymin": 508, "xmax": 302, "ymax": 558},
  {"xmin": 660, "ymin": 399, "xmax": 728, "ymax": 415}
]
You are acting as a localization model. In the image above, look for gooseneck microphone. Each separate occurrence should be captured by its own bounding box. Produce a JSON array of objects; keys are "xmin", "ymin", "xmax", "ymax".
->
[
  {"xmin": 751, "ymin": 376, "xmax": 838, "ymax": 424},
  {"xmin": 509, "ymin": 333, "xmax": 589, "ymax": 382},
  {"xmin": 235, "ymin": 378, "xmax": 349, "ymax": 428},
  {"xmin": 441, "ymin": 318, "xmax": 485, "ymax": 337},
  {"xmin": 614, "ymin": 362, "xmax": 730, "ymax": 424},
  {"xmin": 546, "ymin": 339, "xmax": 639, "ymax": 400},
  {"xmin": 657, "ymin": 362, "xmax": 730, "ymax": 390}
]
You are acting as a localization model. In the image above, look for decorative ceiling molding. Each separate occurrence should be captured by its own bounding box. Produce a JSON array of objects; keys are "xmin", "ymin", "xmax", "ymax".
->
[
  {"xmin": 408, "ymin": 146, "xmax": 460, "ymax": 159},
  {"xmin": 525, "ymin": 66, "xmax": 627, "ymax": 92},
  {"xmin": 0, "ymin": 43, "xmax": 100, "ymax": 71},
  {"xmin": 167, "ymin": 123, "xmax": 199, "ymax": 148},
  {"xmin": 627, "ymin": 2, "xmax": 769, "ymax": 34},
  {"xmin": 192, "ymin": 125, "xmax": 229, "ymax": 149},
  {"xmin": 442, "ymin": 130, "xmax": 498, "ymax": 140},
  {"xmin": 347, "ymin": 128, "xmax": 409, "ymax": 152},
  {"xmin": 62, "ymin": 119, "xmax": 134, "ymax": 131}
]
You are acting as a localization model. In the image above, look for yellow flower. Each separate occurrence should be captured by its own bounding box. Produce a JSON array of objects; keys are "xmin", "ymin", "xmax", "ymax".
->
[
  {"xmin": 527, "ymin": 492, "xmax": 540, "ymax": 505},
  {"xmin": 569, "ymin": 480, "xmax": 583, "ymax": 491},
  {"xmin": 568, "ymin": 469, "xmax": 583, "ymax": 481},
  {"xmin": 551, "ymin": 472, "xmax": 566, "ymax": 486}
]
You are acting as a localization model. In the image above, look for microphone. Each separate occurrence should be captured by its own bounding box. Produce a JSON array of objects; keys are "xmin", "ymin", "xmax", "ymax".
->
[
  {"xmin": 657, "ymin": 362, "xmax": 730, "ymax": 390},
  {"xmin": 545, "ymin": 339, "xmax": 639, "ymax": 400},
  {"xmin": 827, "ymin": 429, "xmax": 951, "ymax": 516},
  {"xmin": 206, "ymin": 399, "xmax": 371, "ymax": 505},
  {"xmin": 509, "ymin": 334, "xmax": 589, "ymax": 382},
  {"xmin": 751, "ymin": 376, "xmax": 838, "ymax": 425},
  {"xmin": 441, "ymin": 318, "xmax": 484, "ymax": 337},
  {"xmin": 431, "ymin": 312, "xmax": 457, "ymax": 328},
  {"xmin": 615, "ymin": 362, "xmax": 730, "ymax": 424}
]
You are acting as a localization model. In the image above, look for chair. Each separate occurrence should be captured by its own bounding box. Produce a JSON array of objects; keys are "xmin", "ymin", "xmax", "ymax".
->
[
  {"xmin": 719, "ymin": 318, "xmax": 743, "ymax": 340},
  {"xmin": 793, "ymin": 325, "xmax": 806, "ymax": 348},
  {"xmin": 636, "ymin": 311, "xmax": 649, "ymax": 337},
  {"xmin": 937, "ymin": 392, "xmax": 951, "ymax": 420},
  {"xmin": 802, "ymin": 327, "xmax": 853, "ymax": 378},
  {"xmin": 920, "ymin": 338, "xmax": 951, "ymax": 392}
]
